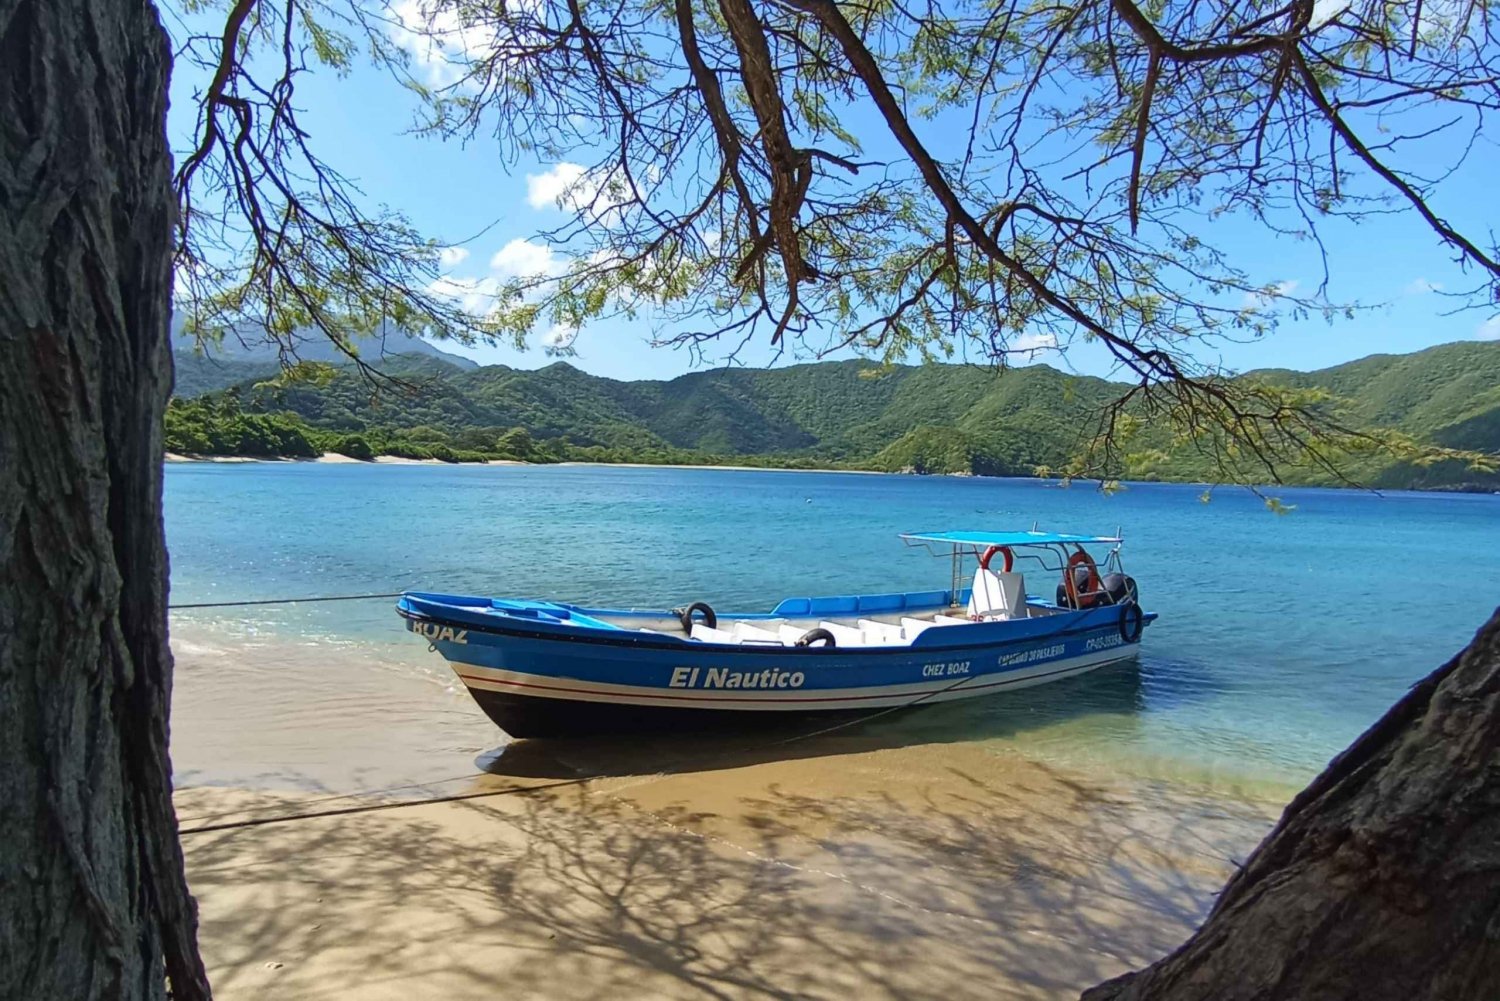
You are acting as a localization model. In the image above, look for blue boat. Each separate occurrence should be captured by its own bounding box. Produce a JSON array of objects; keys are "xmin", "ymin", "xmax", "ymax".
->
[{"xmin": 397, "ymin": 530, "xmax": 1154, "ymax": 738}]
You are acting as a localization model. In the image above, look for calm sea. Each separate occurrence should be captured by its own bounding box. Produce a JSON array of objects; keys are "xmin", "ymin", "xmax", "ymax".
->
[{"xmin": 165, "ymin": 463, "xmax": 1500, "ymax": 792}]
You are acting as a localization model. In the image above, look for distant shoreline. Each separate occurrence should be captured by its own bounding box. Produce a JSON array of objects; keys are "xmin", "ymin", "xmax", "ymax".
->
[
  {"xmin": 159, "ymin": 452, "xmax": 1500, "ymax": 494},
  {"xmin": 161, "ymin": 452, "xmax": 879, "ymax": 475},
  {"xmin": 163, "ymin": 451, "xmax": 528, "ymax": 467},
  {"xmin": 555, "ymin": 460, "xmax": 887, "ymax": 475}
]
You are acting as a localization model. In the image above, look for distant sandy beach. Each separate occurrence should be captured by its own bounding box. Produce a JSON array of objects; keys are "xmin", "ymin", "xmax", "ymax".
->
[
  {"xmin": 169, "ymin": 623, "xmax": 1288, "ymax": 1001},
  {"xmin": 555, "ymin": 459, "xmax": 884, "ymax": 475},
  {"xmin": 164, "ymin": 452, "xmax": 876, "ymax": 473},
  {"xmin": 165, "ymin": 452, "xmax": 529, "ymax": 466}
]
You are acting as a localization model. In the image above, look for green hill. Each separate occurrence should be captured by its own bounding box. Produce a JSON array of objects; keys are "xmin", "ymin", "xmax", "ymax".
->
[
  {"xmin": 1245, "ymin": 342, "xmax": 1500, "ymax": 450},
  {"xmin": 167, "ymin": 340, "xmax": 1500, "ymax": 490},
  {"xmin": 172, "ymin": 354, "xmax": 282, "ymax": 397},
  {"xmin": 170, "ymin": 317, "xmax": 478, "ymax": 378}
]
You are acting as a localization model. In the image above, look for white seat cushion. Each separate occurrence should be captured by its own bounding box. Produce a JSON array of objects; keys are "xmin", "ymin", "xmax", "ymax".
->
[
  {"xmin": 690, "ymin": 623, "xmax": 741, "ymax": 644},
  {"xmin": 857, "ymin": 619, "xmax": 905, "ymax": 645},
  {"xmin": 817, "ymin": 621, "xmax": 868, "ymax": 646},
  {"xmin": 901, "ymin": 617, "xmax": 937, "ymax": 638},
  {"xmin": 732, "ymin": 622, "xmax": 785, "ymax": 645},
  {"xmin": 967, "ymin": 569, "xmax": 1026, "ymax": 620},
  {"xmin": 778, "ymin": 624, "xmax": 812, "ymax": 645}
]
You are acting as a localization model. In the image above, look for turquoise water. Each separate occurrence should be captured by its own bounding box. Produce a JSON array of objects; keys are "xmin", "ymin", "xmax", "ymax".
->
[{"xmin": 165, "ymin": 463, "xmax": 1499, "ymax": 789}]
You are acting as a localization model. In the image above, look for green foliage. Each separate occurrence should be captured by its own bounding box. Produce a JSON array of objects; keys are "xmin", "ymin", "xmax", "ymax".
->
[
  {"xmin": 494, "ymin": 427, "xmax": 540, "ymax": 461},
  {"xmin": 164, "ymin": 397, "xmax": 319, "ymax": 458},
  {"xmin": 165, "ymin": 343, "xmax": 1500, "ymax": 489},
  {"xmin": 869, "ymin": 427, "xmax": 1006, "ymax": 476},
  {"xmin": 328, "ymin": 434, "xmax": 375, "ymax": 461}
]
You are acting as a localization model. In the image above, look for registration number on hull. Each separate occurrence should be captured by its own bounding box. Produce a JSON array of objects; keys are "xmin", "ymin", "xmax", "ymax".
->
[{"xmin": 409, "ymin": 621, "xmax": 470, "ymax": 645}]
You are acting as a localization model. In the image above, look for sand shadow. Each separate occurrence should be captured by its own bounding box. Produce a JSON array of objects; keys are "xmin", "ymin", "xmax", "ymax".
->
[{"xmin": 183, "ymin": 756, "xmax": 1270, "ymax": 1001}]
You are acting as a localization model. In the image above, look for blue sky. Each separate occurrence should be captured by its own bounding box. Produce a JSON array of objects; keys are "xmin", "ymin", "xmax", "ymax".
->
[{"xmin": 163, "ymin": 5, "xmax": 1500, "ymax": 383}]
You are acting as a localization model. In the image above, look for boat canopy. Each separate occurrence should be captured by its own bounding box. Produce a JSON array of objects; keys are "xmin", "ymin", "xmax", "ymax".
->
[{"xmin": 899, "ymin": 530, "xmax": 1121, "ymax": 548}]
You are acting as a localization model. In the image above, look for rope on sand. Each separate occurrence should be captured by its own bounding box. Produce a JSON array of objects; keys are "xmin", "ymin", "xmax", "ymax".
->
[{"xmin": 177, "ymin": 778, "xmax": 584, "ymax": 835}]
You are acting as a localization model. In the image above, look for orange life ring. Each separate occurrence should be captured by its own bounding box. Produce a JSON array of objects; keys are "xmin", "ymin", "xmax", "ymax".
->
[
  {"xmin": 1064, "ymin": 549, "xmax": 1103, "ymax": 608},
  {"xmin": 978, "ymin": 545, "xmax": 1013, "ymax": 573}
]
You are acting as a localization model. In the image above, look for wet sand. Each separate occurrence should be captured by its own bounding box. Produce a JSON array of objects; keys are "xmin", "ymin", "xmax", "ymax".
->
[{"xmin": 171, "ymin": 622, "xmax": 1288, "ymax": 1000}]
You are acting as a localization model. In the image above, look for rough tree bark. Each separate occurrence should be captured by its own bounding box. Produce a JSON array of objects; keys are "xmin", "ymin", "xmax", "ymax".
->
[
  {"xmin": 1085, "ymin": 607, "xmax": 1500, "ymax": 1001},
  {"xmin": 0, "ymin": 0, "xmax": 211, "ymax": 998}
]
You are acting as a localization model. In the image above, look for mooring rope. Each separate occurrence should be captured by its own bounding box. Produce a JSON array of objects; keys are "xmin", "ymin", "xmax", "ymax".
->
[
  {"xmin": 169, "ymin": 591, "xmax": 406, "ymax": 610},
  {"xmin": 177, "ymin": 778, "xmax": 585, "ymax": 835}
]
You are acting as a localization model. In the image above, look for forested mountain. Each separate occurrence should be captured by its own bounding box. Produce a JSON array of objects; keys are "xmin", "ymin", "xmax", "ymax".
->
[
  {"xmin": 170, "ymin": 317, "xmax": 478, "ymax": 372},
  {"xmin": 1244, "ymin": 344, "xmax": 1500, "ymax": 453},
  {"xmin": 168, "ymin": 340, "xmax": 1500, "ymax": 489}
]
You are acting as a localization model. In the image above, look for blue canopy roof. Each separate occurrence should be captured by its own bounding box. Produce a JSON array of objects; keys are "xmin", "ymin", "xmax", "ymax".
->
[{"xmin": 900, "ymin": 530, "xmax": 1121, "ymax": 548}]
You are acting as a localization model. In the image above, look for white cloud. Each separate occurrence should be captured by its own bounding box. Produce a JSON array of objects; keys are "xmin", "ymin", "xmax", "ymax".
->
[
  {"xmin": 426, "ymin": 274, "xmax": 499, "ymax": 315},
  {"xmin": 1405, "ymin": 277, "xmax": 1443, "ymax": 295},
  {"xmin": 388, "ymin": 0, "xmax": 501, "ymax": 86},
  {"xmin": 438, "ymin": 246, "xmax": 470, "ymax": 269},
  {"xmin": 1310, "ymin": 0, "xmax": 1350, "ymax": 28},
  {"xmin": 1010, "ymin": 331, "xmax": 1059, "ymax": 361},
  {"xmin": 1477, "ymin": 315, "xmax": 1500, "ymax": 341},
  {"xmin": 540, "ymin": 324, "xmax": 578, "ymax": 355},
  {"xmin": 425, "ymin": 237, "xmax": 574, "ymax": 321},
  {"xmin": 1241, "ymin": 279, "xmax": 1299, "ymax": 309},
  {"xmin": 489, "ymin": 238, "xmax": 565, "ymax": 279},
  {"xmin": 526, "ymin": 162, "xmax": 647, "ymax": 226},
  {"xmin": 526, "ymin": 163, "xmax": 589, "ymax": 211}
]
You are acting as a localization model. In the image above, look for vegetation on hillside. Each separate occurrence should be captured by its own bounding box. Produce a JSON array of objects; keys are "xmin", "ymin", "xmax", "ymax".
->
[
  {"xmin": 167, "ymin": 342, "xmax": 1500, "ymax": 490},
  {"xmin": 163, "ymin": 393, "xmax": 846, "ymax": 469}
]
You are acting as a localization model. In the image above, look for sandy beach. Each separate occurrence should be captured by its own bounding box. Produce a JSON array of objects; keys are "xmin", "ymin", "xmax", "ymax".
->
[
  {"xmin": 177, "ymin": 748, "xmax": 1278, "ymax": 1001},
  {"xmin": 163, "ymin": 452, "xmax": 528, "ymax": 466},
  {"xmin": 170, "ymin": 622, "xmax": 1286, "ymax": 1001},
  {"xmin": 163, "ymin": 452, "xmax": 873, "ymax": 473},
  {"xmin": 554, "ymin": 460, "xmax": 885, "ymax": 475}
]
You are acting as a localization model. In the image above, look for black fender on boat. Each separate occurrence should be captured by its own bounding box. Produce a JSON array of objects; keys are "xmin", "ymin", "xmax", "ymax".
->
[
  {"xmin": 674, "ymin": 602, "xmax": 717, "ymax": 632},
  {"xmin": 795, "ymin": 627, "xmax": 837, "ymax": 648},
  {"xmin": 1118, "ymin": 602, "xmax": 1145, "ymax": 643}
]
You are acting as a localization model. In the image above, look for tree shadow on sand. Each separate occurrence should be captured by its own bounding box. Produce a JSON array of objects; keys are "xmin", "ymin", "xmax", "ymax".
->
[{"xmin": 183, "ymin": 748, "xmax": 1273, "ymax": 1001}]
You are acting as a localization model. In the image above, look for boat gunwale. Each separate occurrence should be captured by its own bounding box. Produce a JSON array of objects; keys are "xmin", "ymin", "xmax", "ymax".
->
[{"xmin": 397, "ymin": 597, "xmax": 1155, "ymax": 656}]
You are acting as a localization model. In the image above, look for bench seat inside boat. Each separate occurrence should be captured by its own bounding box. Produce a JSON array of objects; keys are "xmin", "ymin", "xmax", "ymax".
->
[{"xmin": 684, "ymin": 609, "xmax": 1024, "ymax": 648}]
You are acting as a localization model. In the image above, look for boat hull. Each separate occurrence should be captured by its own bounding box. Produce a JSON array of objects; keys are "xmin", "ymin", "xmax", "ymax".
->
[
  {"xmin": 400, "ymin": 594, "xmax": 1151, "ymax": 738},
  {"xmin": 458, "ymin": 648, "xmax": 1135, "ymax": 737}
]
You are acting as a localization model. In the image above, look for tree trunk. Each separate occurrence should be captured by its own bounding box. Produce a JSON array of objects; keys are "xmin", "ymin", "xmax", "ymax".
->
[
  {"xmin": 0, "ymin": 0, "xmax": 211, "ymax": 997},
  {"xmin": 1084, "ymin": 607, "xmax": 1500, "ymax": 1001}
]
